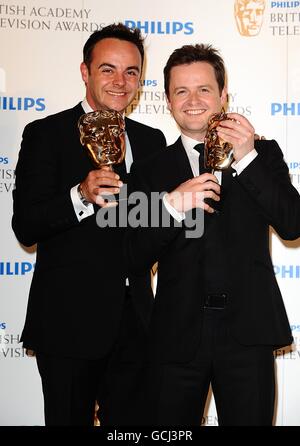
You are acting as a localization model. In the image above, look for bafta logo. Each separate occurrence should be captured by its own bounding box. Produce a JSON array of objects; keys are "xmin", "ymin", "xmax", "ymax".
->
[{"xmin": 234, "ymin": 0, "xmax": 266, "ymax": 37}]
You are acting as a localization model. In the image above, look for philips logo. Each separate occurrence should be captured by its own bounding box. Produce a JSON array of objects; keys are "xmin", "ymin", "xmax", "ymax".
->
[
  {"xmin": 0, "ymin": 262, "xmax": 35, "ymax": 275},
  {"xmin": 125, "ymin": 20, "xmax": 194, "ymax": 35},
  {"xmin": 0, "ymin": 157, "xmax": 8, "ymax": 164},
  {"xmin": 140, "ymin": 79, "xmax": 158, "ymax": 87},
  {"xmin": 271, "ymin": 1, "xmax": 300, "ymax": 7},
  {"xmin": 289, "ymin": 162, "xmax": 300, "ymax": 170},
  {"xmin": 0, "ymin": 96, "xmax": 45, "ymax": 111},
  {"xmin": 0, "ymin": 322, "xmax": 6, "ymax": 330},
  {"xmin": 274, "ymin": 265, "xmax": 300, "ymax": 278},
  {"xmin": 271, "ymin": 103, "xmax": 300, "ymax": 115}
]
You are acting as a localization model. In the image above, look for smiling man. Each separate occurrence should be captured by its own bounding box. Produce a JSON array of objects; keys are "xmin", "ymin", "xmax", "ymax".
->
[
  {"xmin": 125, "ymin": 43, "xmax": 300, "ymax": 425},
  {"xmin": 12, "ymin": 23, "xmax": 166, "ymax": 426}
]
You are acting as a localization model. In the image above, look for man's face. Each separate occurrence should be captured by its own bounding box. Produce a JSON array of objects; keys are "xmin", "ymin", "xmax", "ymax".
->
[
  {"xmin": 80, "ymin": 37, "xmax": 142, "ymax": 112},
  {"xmin": 166, "ymin": 62, "xmax": 227, "ymax": 141},
  {"xmin": 235, "ymin": 0, "xmax": 265, "ymax": 36}
]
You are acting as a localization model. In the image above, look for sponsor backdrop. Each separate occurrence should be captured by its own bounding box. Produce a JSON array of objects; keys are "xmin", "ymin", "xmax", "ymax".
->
[{"xmin": 0, "ymin": 0, "xmax": 299, "ymax": 426}]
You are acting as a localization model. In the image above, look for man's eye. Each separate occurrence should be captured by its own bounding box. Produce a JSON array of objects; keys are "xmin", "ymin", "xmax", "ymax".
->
[{"xmin": 127, "ymin": 70, "xmax": 138, "ymax": 76}]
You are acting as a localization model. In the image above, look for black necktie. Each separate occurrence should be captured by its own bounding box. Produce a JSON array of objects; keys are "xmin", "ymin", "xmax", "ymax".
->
[
  {"xmin": 194, "ymin": 143, "xmax": 220, "ymax": 215},
  {"xmin": 114, "ymin": 159, "xmax": 128, "ymax": 183},
  {"xmin": 193, "ymin": 143, "xmax": 207, "ymax": 174}
]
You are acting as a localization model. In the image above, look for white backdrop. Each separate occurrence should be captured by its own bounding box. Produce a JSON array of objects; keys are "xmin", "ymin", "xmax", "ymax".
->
[{"xmin": 0, "ymin": 0, "xmax": 299, "ymax": 426}]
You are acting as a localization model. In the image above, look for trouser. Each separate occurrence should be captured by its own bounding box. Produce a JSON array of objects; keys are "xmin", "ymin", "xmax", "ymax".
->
[
  {"xmin": 36, "ymin": 352, "xmax": 109, "ymax": 426},
  {"xmin": 36, "ymin": 290, "xmax": 147, "ymax": 426},
  {"xmin": 149, "ymin": 305, "xmax": 275, "ymax": 426}
]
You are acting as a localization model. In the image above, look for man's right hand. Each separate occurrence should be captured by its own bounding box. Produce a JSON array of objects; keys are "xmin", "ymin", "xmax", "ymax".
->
[
  {"xmin": 80, "ymin": 166, "xmax": 123, "ymax": 208},
  {"xmin": 165, "ymin": 173, "xmax": 220, "ymax": 214}
]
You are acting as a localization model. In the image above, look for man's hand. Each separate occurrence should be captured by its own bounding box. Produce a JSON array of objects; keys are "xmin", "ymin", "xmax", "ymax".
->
[
  {"xmin": 165, "ymin": 173, "xmax": 220, "ymax": 214},
  {"xmin": 254, "ymin": 133, "xmax": 266, "ymax": 140},
  {"xmin": 216, "ymin": 113, "xmax": 255, "ymax": 162},
  {"xmin": 80, "ymin": 166, "xmax": 123, "ymax": 208}
]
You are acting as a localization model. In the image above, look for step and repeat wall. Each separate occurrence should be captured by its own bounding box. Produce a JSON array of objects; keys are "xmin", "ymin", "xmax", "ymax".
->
[{"xmin": 0, "ymin": 0, "xmax": 299, "ymax": 426}]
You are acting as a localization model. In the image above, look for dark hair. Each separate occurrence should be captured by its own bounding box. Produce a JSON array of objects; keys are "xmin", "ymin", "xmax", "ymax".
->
[
  {"xmin": 164, "ymin": 44, "xmax": 226, "ymax": 98},
  {"xmin": 83, "ymin": 23, "xmax": 144, "ymax": 72}
]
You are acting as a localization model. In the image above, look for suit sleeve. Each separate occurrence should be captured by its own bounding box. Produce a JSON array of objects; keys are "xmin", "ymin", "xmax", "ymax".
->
[
  {"xmin": 12, "ymin": 121, "xmax": 79, "ymax": 247},
  {"xmin": 237, "ymin": 140, "xmax": 300, "ymax": 240}
]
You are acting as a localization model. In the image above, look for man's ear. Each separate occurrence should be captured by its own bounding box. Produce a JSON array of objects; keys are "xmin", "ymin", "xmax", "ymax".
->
[
  {"xmin": 221, "ymin": 87, "xmax": 228, "ymax": 108},
  {"xmin": 166, "ymin": 96, "xmax": 172, "ymax": 113},
  {"xmin": 80, "ymin": 62, "xmax": 89, "ymax": 84}
]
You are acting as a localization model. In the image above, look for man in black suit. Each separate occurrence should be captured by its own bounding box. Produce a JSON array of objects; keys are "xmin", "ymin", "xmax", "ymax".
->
[
  {"xmin": 12, "ymin": 23, "xmax": 166, "ymax": 426},
  {"xmin": 125, "ymin": 44, "xmax": 300, "ymax": 425}
]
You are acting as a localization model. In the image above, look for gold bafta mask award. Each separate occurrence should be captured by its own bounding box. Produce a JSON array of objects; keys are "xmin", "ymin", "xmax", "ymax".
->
[
  {"xmin": 78, "ymin": 109, "xmax": 126, "ymax": 169},
  {"xmin": 204, "ymin": 109, "xmax": 235, "ymax": 173}
]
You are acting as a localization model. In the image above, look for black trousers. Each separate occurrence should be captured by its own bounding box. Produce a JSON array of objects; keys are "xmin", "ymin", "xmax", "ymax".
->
[
  {"xmin": 36, "ymin": 352, "xmax": 111, "ymax": 426},
  {"xmin": 148, "ymin": 308, "xmax": 275, "ymax": 426},
  {"xmin": 35, "ymin": 290, "xmax": 146, "ymax": 426}
]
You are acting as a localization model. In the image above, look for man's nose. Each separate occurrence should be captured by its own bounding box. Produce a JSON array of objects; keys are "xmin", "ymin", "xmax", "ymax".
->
[
  {"xmin": 113, "ymin": 72, "xmax": 126, "ymax": 87},
  {"xmin": 189, "ymin": 90, "xmax": 201, "ymax": 103}
]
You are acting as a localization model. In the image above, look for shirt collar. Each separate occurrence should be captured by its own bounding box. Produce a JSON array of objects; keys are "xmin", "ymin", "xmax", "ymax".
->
[
  {"xmin": 181, "ymin": 133, "xmax": 204, "ymax": 154},
  {"xmin": 81, "ymin": 98, "xmax": 93, "ymax": 113}
]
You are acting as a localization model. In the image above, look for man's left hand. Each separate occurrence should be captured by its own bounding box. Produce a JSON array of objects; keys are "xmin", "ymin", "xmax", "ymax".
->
[{"xmin": 216, "ymin": 112, "xmax": 255, "ymax": 162}]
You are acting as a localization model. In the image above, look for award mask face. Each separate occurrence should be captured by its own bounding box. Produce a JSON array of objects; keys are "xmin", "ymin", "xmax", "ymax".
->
[
  {"xmin": 234, "ymin": 0, "xmax": 266, "ymax": 37},
  {"xmin": 78, "ymin": 109, "xmax": 125, "ymax": 168},
  {"xmin": 204, "ymin": 109, "xmax": 235, "ymax": 172}
]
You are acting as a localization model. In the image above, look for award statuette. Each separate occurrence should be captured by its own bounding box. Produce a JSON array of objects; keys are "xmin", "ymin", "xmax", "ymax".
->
[
  {"xmin": 203, "ymin": 109, "xmax": 236, "ymax": 214},
  {"xmin": 204, "ymin": 109, "xmax": 235, "ymax": 173},
  {"xmin": 78, "ymin": 109, "xmax": 126, "ymax": 169}
]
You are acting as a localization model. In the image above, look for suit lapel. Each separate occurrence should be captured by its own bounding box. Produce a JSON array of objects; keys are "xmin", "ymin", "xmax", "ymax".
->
[
  {"xmin": 153, "ymin": 137, "xmax": 194, "ymax": 193},
  {"xmin": 221, "ymin": 166, "xmax": 234, "ymax": 189},
  {"xmin": 125, "ymin": 117, "xmax": 144, "ymax": 162},
  {"xmin": 171, "ymin": 137, "xmax": 194, "ymax": 184},
  {"xmin": 74, "ymin": 102, "xmax": 85, "ymax": 119}
]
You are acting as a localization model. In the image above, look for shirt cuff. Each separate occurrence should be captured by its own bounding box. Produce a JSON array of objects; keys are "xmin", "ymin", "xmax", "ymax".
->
[
  {"xmin": 232, "ymin": 149, "xmax": 258, "ymax": 175},
  {"xmin": 70, "ymin": 184, "xmax": 94, "ymax": 222},
  {"xmin": 163, "ymin": 193, "xmax": 185, "ymax": 223}
]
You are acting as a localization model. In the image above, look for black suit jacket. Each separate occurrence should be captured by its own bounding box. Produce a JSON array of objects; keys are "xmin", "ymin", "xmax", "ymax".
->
[
  {"xmin": 12, "ymin": 102, "xmax": 166, "ymax": 359},
  {"xmin": 125, "ymin": 137, "xmax": 300, "ymax": 363}
]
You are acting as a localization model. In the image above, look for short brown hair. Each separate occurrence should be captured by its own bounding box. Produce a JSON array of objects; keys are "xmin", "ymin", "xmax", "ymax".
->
[
  {"xmin": 164, "ymin": 44, "xmax": 226, "ymax": 99},
  {"xmin": 83, "ymin": 23, "xmax": 144, "ymax": 72}
]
